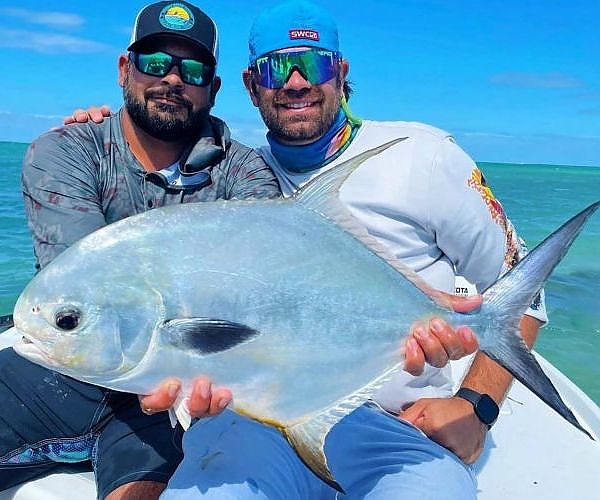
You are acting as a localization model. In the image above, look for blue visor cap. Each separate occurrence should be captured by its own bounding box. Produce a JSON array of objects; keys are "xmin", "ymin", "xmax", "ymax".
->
[{"xmin": 248, "ymin": 0, "xmax": 339, "ymax": 64}]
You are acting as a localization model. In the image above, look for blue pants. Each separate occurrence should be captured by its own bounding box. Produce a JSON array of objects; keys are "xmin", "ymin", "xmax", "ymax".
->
[
  {"xmin": 162, "ymin": 402, "xmax": 476, "ymax": 499},
  {"xmin": 0, "ymin": 348, "xmax": 184, "ymax": 499}
]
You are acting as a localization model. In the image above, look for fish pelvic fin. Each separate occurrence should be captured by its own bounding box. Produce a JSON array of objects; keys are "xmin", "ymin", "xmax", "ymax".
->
[{"xmin": 479, "ymin": 200, "xmax": 599, "ymax": 439}]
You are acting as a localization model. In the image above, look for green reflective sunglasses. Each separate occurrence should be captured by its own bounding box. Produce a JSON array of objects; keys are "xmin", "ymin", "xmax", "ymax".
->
[
  {"xmin": 129, "ymin": 51, "xmax": 215, "ymax": 87},
  {"xmin": 251, "ymin": 48, "xmax": 341, "ymax": 89}
]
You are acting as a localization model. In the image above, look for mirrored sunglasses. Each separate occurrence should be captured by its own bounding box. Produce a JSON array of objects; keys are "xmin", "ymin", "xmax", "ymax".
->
[
  {"xmin": 129, "ymin": 51, "xmax": 215, "ymax": 87},
  {"xmin": 251, "ymin": 48, "xmax": 341, "ymax": 89}
]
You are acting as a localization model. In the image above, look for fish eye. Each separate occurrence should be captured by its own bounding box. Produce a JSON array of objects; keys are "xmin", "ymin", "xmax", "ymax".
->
[{"xmin": 55, "ymin": 309, "xmax": 81, "ymax": 331}]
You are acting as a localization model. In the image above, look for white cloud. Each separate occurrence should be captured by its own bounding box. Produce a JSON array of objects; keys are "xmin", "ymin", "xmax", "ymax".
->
[
  {"xmin": 31, "ymin": 113, "xmax": 65, "ymax": 120},
  {"xmin": 0, "ymin": 7, "xmax": 84, "ymax": 30},
  {"xmin": 460, "ymin": 131, "xmax": 515, "ymax": 139},
  {"xmin": 228, "ymin": 126, "xmax": 268, "ymax": 147},
  {"xmin": 0, "ymin": 29, "xmax": 111, "ymax": 53}
]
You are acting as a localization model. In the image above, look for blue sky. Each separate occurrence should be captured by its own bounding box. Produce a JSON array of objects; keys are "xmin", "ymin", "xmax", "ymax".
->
[{"xmin": 1, "ymin": 0, "xmax": 599, "ymax": 166}]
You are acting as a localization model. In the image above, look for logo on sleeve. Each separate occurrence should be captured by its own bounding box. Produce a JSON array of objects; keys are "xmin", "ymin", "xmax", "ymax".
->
[{"xmin": 468, "ymin": 167, "xmax": 519, "ymax": 268}]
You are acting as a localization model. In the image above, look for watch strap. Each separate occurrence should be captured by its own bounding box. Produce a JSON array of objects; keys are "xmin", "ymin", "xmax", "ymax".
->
[
  {"xmin": 456, "ymin": 387, "xmax": 481, "ymax": 404},
  {"xmin": 455, "ymin": 387, "xmax": 499, "ymax": 429}
]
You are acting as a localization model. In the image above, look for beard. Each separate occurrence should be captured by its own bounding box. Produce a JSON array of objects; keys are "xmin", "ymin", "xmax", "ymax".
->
[
  {"xmin": 257, "ymin": 85, "xmax": 341, "ymax": 144},
  {"xmin": 123, "ymin": 75, "xmax": 211, "ymax": 142}
]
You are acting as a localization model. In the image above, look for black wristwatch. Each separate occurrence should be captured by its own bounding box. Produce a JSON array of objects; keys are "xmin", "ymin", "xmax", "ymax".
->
[{"xmin": 455, "ymin": 388, "xmax": 499, "ymax": 429}]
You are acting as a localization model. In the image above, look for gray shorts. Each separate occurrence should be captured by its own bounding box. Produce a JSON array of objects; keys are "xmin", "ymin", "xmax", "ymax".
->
[{"xmin": 0, "ymin": 348, "xmax": 184, "ymax": 498}]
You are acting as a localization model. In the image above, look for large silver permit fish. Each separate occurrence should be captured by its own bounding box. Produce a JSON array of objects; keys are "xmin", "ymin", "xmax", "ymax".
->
[{"xmin": 12, "ymin": 139, "xmax": 598, "ymax": 491}]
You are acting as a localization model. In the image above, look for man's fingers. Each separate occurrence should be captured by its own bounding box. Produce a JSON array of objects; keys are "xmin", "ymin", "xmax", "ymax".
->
[
  {"xmin": 138, "ymin": 379, "xmax": 181, "ymax": 414},
  {"xmin": 429, "ymin": 319, "xmax": 479, "ymax": 361},
  {"xmin": 63, "ymin": 109, "xmax": 87, "ymax": 125},
  {"xmin": 89, "ymin": 105, "xmax": 112, "ymax": 123},
  {"xmin": 209, "ymin": 387, "xmax": 233, "ymax": 415},
  {"xmin": 398, "ymin": 400, "xmax": 424, "ymax": 428},
  {"xmin": 186, "ymin": 376, "xmax": 212, "ymax": 417},
  {"xmin": 428, "ymin": 318, "xmax": 463, "ymax": 360},
  {"xmin": 137, "ymin": 376, "xmax": 232, "ymax": 419},
  {"xmin": 402, "ymin": 337, "xmax": 426, "ymax": 376},
  {"xmin": 457, "ymin": 326, "xmax": 478, "ymax": 354},
  {"xmin": 63, "ymin": 106, "xmax": 112, "ymax": 126},
  {"xmin": 187, "ymin": 377, "xmax": 232, "ymax": 418},
  {"xmin": 448, "ymin": 294, "xmax": 482, "ymax": 313},
  {"xmin": 412, "ymin": 321, "xmax": 448, "ymax": 368}
]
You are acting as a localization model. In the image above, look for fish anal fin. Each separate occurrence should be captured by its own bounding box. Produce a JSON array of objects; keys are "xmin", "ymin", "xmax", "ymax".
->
[
  {"xmin": 160, "ymin": 318, "xmax": 259, "ymax": 354},
  {"xmin": 283, "ymin": 417, "xmax": 344, "ymax": 493},
  {"xmin": 280, "ymin": 362, "xmax": 404, "ymax": 492}
]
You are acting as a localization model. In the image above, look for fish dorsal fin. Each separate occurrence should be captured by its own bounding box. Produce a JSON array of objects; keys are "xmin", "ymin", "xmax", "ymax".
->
[
  {"xmin": 294, "ymin": 137, "xmax": 453, "ymax": 311},
  {"xmin": 293, "ymin": 138, "xmax": 406, "ymax": 212},
  {"xmin": 159, "ymin": 318, "xmax": 260, "ymax": 354},
  {"xmin": 282, "ymin": 362, "xmax": 404, "ymax": 492}
]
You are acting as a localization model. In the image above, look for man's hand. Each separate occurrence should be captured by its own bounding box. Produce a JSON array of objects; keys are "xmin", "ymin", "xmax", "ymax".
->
[
  {"xmin": 403, "ymin": 293, "xmax": 481, "ymax": 376},
  {"xmin": 139, "ymin": 376, "xmax": 232, "ymax": 419},
  {"xmin": 64, "ymin": 105, "xmax": 112, "ymax": 125},
  {"xmin": 400, "ymin": 396, "xmax": 487, "ymax": 464}
]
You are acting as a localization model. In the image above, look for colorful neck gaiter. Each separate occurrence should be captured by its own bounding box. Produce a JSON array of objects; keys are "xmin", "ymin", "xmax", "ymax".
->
[{"xmin": 267, "ymin": 104, "xmax": 361, "ymax": 173}]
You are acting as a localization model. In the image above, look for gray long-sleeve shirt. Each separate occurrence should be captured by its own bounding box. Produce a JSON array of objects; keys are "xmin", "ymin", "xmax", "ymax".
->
[{"xmin": 22, "ymin": 110, "xmax": 281, "ymax": 271}]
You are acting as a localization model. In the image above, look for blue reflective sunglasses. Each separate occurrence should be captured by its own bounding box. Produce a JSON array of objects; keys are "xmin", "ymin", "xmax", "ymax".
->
[
  {"xmin": 250, "ymin": 48, "xmax": 341, "ymax": 89},
  {"xmin": 129, "ymin": 51, "xmax": 215, "ymax": 87}
]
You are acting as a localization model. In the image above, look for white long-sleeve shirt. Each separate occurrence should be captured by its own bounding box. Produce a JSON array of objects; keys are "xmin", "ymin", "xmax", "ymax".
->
[{"xmin": 259, "ymin": 119, "xmax": 546, "ymax": 411}]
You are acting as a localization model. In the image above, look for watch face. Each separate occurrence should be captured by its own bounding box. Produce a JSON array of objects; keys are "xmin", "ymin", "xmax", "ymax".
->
[{"xmin": 476, "ymin": 394, "xmax": 499, "ymax": 424}]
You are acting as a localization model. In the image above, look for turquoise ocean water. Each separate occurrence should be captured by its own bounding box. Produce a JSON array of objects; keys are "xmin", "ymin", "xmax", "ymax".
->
[{"xmin": 0, "ymin": 141, "xmax": 598, "ymax": 403}]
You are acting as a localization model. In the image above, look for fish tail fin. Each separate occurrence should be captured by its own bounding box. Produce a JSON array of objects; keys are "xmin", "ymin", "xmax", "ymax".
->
[
  {"xmin": 283, "ymin": 418, "xmax": 345, "ymax": 493},
  {"xmin": 479, "ymin": 201, "xmax": 599, "ymax": 439}
]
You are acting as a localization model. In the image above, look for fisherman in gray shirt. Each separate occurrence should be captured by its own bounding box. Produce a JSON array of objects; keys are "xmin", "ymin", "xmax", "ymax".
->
[{"xmin": 0, "ymin": 2, "xmax": 278, "ymax": 499}]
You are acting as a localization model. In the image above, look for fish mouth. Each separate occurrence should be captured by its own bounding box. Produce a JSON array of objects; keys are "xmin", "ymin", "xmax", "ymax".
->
[{"xmin": 12, "ymin": 333, "xmax": 58, "ymax": 367}]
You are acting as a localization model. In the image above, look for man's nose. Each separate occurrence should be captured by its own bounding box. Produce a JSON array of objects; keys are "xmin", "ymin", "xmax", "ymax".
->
[
  {"xmin": 282, "ymin": 67, "xmax": 311, "ymax": 90},
  {"xmin": 161, "ymin": 65, "xmax": 185, "ymax": 87}
]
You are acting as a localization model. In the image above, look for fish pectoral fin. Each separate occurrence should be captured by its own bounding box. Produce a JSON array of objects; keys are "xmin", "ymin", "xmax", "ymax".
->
[
  {"xmin": 283, "ymin": 416, "xmax": 344, "ymax": 493},
  {"xmin": 159, "ymin": 318, "xmax": 260, "ymax": 354}
]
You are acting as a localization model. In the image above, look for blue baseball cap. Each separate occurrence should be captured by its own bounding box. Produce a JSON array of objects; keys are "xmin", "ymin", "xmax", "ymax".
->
[{"xmin": 248, "ymin": 0, "xmax": 339, "ymax": 64}]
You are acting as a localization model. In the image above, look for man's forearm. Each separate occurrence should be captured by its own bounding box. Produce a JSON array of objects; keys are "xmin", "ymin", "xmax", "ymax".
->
[{"xmin": 460, "ymin": 315, "xmax": 543, "ymax": 404}]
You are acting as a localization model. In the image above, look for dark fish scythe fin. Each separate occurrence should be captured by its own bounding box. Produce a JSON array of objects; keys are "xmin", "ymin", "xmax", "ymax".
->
[
  {"xmin": 283, "ymin": 363, "xmax": 403, "ymax": 492},
  {"xmin": 159, "ymin": 318, "xmax": 260, "ymax": 354}
]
